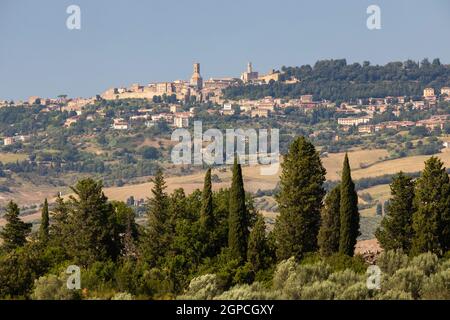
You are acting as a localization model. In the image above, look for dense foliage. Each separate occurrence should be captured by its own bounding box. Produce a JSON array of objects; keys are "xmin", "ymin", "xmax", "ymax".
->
[
  {"xmin": 223, "ymin": 59, "xmax": 450, "ymax": 101},
  {"xmin": 0, "ymin": 137, "xmax": 448, "ymax": 300}
]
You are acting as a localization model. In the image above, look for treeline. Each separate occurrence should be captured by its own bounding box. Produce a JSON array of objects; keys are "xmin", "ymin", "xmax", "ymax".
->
[
  {"xmin": 376, "ymin": 158, "xmax": 450, "ymax": 255},
  {"xmin": 0, "ymin": 137, "xmax": 449, "ymax": 299},
  {"xmin": 223, "ymin": 59, "xmax": 450, "ymax": 101}
]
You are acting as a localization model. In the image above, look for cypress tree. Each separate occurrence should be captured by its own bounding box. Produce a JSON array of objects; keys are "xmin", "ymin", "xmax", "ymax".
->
[
  {"xmin": 228, "ymin": 157, "xmax": 249, "ymax": 262},
  {"xmin": 0, "ymin": 201, "xmax": 31, "ymax": 251},
  {"xmin": 339, "ymin": 154, "xmax": 360, "ymax": 256},
  {"xmin": 200, "ymin": 168, "xmax": 214, "ymax": 229},
  {"xmin": 318, "ymin": 184, "xmax": 341, "ymax": 256},
  {"xmin": 145, "ymin": 169, "xmax": 170, "ymax": 261},
  {"xmin": 247, "ymin": 215, "xmax": 271, "ymax": 271},
  {"xmin": 411, "ymin": 157, "xmax": 450, "ymax": 256},
  {"xmin": 111, "ymin": 201, "xmax": 138, "ymax": 259},
  {"xmin": 65, "ymin": 178, "xmax": 117, "ymax": 266},
  {"xmin": 274, "ymin": 136, "xmax": 326, "ymax": 260},
  {"xmin": 169, "ymin": 188, "xmax": 187, "ymax": 228},
  {"xmin": 375, "ymin": 172, "xmax": 415, "ymax": 252},
  {"xmin": 50, "ymin": 194, "xmax": 68, "ymax": 243},
  {"xmin": 39, "ymin": 198, "xmax": 49, "ymax": 243}
]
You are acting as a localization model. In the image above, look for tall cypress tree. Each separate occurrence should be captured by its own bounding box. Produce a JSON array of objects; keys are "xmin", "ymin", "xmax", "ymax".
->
[
  {"xmin": 65, "ymin": 178, "xmax": 117, "ymax": 266},
  {"xmin": 318, "ymin": 184, "xmax": 341, "ymax": 256},
  {"xmin": 200, "ymin": 168, "xmax": 214, "ymax": 229},
  {"xmin": 50, "ymin": 194, "xmax": 68, "ymax": 244},
  {"xmin": 39, "ymin": 198, "xmax": 49, "ymax": 243},
  {"xmin": 411, "ymin": 157, "xmax": 450, "ymax": 256},
  {"xmin": 228, "ymin": 157, "xmax": 249, "ymax": 262},
  {"xmin": 0, "ymin": 201, "xmax": 31, "ymax": 251},
  {"xmin": 274, "ymin": 136, "xmax": 326, "ymax": 260},
  {"xmin": 247, "ymin": 214, "xmax": 271, "ymax": 271},
  {"xmin": 375, "ymin": 172, "xmax": 415, "ymax": 252},
  {"xmin": 339, "ymin": 154, "xmax": 360, "ymax": 256},
  {"xmin": 145, "ymin": 169, "xmax": 170, "ymax": 262}
]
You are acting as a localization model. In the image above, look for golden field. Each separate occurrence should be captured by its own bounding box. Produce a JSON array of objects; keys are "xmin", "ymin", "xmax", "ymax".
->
[
  {"xmin": 2, "ymin": 147, "xmax": 450, "ymax": 227},
  {"xmin": 104, "ymin": 148, "xmax": 450, "ymax": 202}
]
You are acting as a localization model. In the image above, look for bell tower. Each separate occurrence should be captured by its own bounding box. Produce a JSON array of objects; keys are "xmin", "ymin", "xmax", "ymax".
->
[{"xmin": 190, "ymin": 62, "xmax": 203, "ymax": 90}]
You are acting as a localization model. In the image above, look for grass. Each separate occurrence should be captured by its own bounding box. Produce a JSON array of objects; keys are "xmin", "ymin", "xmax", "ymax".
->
[
  {"xmin": 322, "ymin": 148, "xmax": 389, "ymax": 180},
  {"xmin": 0, "ymin": 152, "xmax": 28, "ymax": 163},
  {"xmin": 104, "ymin": 147, "xmax": 449, "ymax": 203}
]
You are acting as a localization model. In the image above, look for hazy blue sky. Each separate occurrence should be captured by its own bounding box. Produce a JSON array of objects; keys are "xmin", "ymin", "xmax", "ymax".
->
[{"xmin": 1, "ymin": 0, "xmax": 450, "ymax": 100}]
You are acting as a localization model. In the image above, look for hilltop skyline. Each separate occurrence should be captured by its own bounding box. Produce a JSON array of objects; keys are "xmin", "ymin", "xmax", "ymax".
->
[{"xmin": 1, "ymin": 0, "xmax": 450, "ymax": 100}]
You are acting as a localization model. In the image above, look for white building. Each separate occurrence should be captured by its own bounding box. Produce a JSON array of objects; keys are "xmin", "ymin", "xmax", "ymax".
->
[
  {"xmin": 112, "ymin": 119, "xmax": 129, "ymax": 130},
  {"xmin": 174, "ymin": 116, "xmax": 189, "ymax": 128},
  {"xmin": 337, "ymin": 117, "xmax": 371, "ymax": 126}
]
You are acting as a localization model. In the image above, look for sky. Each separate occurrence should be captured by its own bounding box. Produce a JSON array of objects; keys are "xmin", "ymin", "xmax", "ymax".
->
[{"xmin": 1, "ymin": 0, "xmax": 450, "ymax": 100}]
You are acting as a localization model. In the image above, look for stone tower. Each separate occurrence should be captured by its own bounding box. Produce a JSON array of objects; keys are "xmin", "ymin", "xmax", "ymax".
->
[
  {"xmin": 190, "ymin": 62, "xmax": 203, "ymax": 90},
  {"xmin": 241, "ymin": 61, "xmax": 259, "ymax": 83}
]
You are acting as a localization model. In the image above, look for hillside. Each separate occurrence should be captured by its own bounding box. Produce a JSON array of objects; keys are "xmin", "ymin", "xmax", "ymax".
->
[{"xmin": 223, "ymin": 59, "xmax": 450, "ymax": 101}]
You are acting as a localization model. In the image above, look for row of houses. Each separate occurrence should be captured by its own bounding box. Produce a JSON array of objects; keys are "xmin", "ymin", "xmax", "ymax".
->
[
  {"xmin": 112, "ymin": 111, "xmax": 193, "ymax": 130},
  {"xmin": 357, "ymin": 115, "xmax": 450, "ymax": 133},
  {"xmin": 221, "ymin": 95, "xmax": 325, "ymax": 118}
]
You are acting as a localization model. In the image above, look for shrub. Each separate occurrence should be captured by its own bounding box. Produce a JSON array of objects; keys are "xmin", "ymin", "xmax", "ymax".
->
[
  {"xmin": 328, "ymin": 269, "xmax": 363, "ymax": 288},
  {"xmin": 337, "ymin": 282, "xmax": 370, "ymax": 300},
  {"xmin": 111, "ymin": 292, "xmax": 133, "ymax": 300},
  {"xmin": 386, "ymin": 267, "xmax": 425, "ymax": 299},
  {"xmin": 300, "ymin": 281, "xmax": 337, "ymax": 300},
  {"xmin": 377, "ymin": 250, "xmax": 409, "ymax": 276},
  {"xmin": 421, "ymin": 269, "xmax": 450, "ymax": 300},
  {"xmin": 410, "ymin": 252, "xmax": 439, "ymax": 277},
  {"xmin": 32, "ymin": 273, "xmax": 80, "ymax": 300},
  {"xmin": 438, "ymin": 258, "xmax": 450, "ymax": 272},
  {"xmin": 377, "ymin": 289, "xmax": 412, "ymax": 300},
  {"xmin": 281, "ymin": 262, "xmax": 332, "ymax": 299},
  {"xmin": 178, "ymin": 274, "xmax": 223, "ymax": 300},
  {"xmin": 214, "ymin": 282, "xmax": 279, "ymax": 300},
  {"xmin": 272, "ymin": 257, "xmax": 297, "ymax": 290}
]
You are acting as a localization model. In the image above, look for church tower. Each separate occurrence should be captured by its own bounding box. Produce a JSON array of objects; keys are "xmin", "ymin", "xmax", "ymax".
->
[
  {"xmin": 190, "ymin": 62, "xmax": 203, "ymax": 90},
  {"xmin": 247, "ymin": 62, "xmax": 253, "ymax": 73}
]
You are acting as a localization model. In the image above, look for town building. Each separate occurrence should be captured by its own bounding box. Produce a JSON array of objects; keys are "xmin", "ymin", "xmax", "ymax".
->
[
  {"xmin": 423, "ymin": 87, "xmax": 436, "ymax": 99},
  {"xmin": 337, "ymin": 117, "xmax": 371, "ymax": 126},
  {"xmin": 174, "ymin": 115, "xmax": 189, "ymax": 128},
  {"xmin": 241, "ymin": 62, "xmax": 259, "ymax": 83},
  {"xmin": 3, "ymin": 137, "xmax": 14, "ymax": 146},
  {"xmin": 222, "ymin": 103, "xmax": 235, "ymax": 116},
  {"xmin": 257, "ymin": 69, "xmax": 281, "ymax": 83},
  {"xmin": 3, "ymin": 135, "xmax": 30, "ymax": 145},
  {"xmin": 112, "ymin": 118, "xmax": 129, "ymax": 130},
  {"xmin": 251, "ymin": 108, "xmax": 269, "ymax": 118},
  {"xmin": 190, "ymin": 63, "xmax": 203, "ymax": 90},
  {"xmin": 170, "ymin": 105, "xmax": 182, "ymax": 113},
  {"xmin": 441, "ymin": 87, "xmax": 450, "ymax": 96},
  {"xmin": 152, "ymin": 113, "xmax": 174, "ymax": 122},
  {"xmin": 300, "ymin": 95, "xmax": 314, "ymax": 103},
  {"xmin": 358, "ymin": 125, "xmax": 374, "ymax": 134}
]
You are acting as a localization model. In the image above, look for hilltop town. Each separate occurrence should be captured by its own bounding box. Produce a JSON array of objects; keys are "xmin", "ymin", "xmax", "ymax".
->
[
  {"xmin": 1, "ymin": 59, "xmax": 450, "ymax": 221},
  {"xmin": 2, "ymin": 60, "xmax": 450, "ymax": 136}
]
